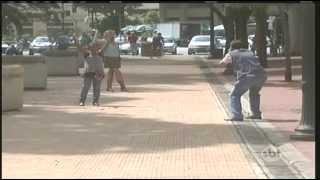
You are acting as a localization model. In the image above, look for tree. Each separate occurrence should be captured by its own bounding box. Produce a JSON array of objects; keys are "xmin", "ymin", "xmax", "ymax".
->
[
  {"xmin": 211, "ymin": 4, "xmax": 251, "ymax": 54},
  {"xmin": 210, "ymin": 4, "xmax": 252, "ymax": 74},
  {"xmin": 96, "ymin": 14, "xmax": 121, "ymax": 33},
  {"xmin": 233, "ymin": 7, "xmax": 252, "ymax": 48},
  {"xmin": 2, "ymin": 2, "xmax": 59, "ymax": 37},
  {"xmin": 76, "ymin": 3, "xmax": 142, "ymax": 33},
  {"xmin": 144, "ymin": 10, "xmax": 160, "ymax": 25}
]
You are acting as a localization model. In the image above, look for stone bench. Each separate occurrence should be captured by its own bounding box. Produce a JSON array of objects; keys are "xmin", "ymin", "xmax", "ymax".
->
[
  {"xmin": 2, "ymin": 55, "xmax": 47, "ymax": 89},
  {"xmin": 43, "ymin": 49, "xmax": 80, "ymax": 76},
  {"xmin": 2, "ymin": 65, "xmax": 24, "ymax": 111}
]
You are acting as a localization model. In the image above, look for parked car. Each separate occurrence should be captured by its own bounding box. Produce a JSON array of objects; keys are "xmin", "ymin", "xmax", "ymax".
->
[
  {"xmin": 2, "ymin": 42, "xmax": 9, "ymax": 54},
  {"xmin": 55, "ymin": 35, "xmax": 70, "ymax": 50},
  {"xmin": 29, "ymin": 36, "xmax": 54, "ymax": 55},
  {"xmin": 188, "ymin": 35, "xmax": 211, "ymax": 55},
  {"xmin": 163, "ymin": 38, "xmax": 177, "ymax": 55},
  {"xmin": 2, "ymin": 41, "xmax": 23, "ymax": 55},
  {"xmin": 119, "ymin": 42, "xmax": 131, "ymax": 55}
]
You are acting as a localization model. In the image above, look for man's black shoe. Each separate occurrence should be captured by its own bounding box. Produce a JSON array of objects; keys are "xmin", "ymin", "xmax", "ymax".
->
[
  {"xmin": 224, "ymin": 118, "xmax": 243, "ymax": 122},
  {"xmin": 246, "ymin": 115, "xmax": 262, "ymax": 119}
]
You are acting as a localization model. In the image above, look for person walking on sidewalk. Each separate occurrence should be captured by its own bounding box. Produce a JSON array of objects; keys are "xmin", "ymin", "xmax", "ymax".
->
[
  {"xmin": 219, "ymin": 40, "xmax": 267, "ymax": 121},
  {"xmin": 151, "ymin": 32, "xmax": 164, "ymax": 59},
  {"xmin": 79, "ymin": 42, "xmax": 105, "ymax": 106},
  {"xmin": 99, "ymin": 30, "xmax": 128, "ymax": 92},
  {"xmin": 128, "ymin": 31, "xmax": 138, "ymax": 56}
]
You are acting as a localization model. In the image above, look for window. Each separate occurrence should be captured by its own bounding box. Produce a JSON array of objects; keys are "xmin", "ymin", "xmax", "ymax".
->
[
  {"xmin": 164, "ymin": 39, "xmax": 174, "ymax": 43},
  {"xmin": 194, "ymin": 36, "xmax": 210, "ymax": 42}
]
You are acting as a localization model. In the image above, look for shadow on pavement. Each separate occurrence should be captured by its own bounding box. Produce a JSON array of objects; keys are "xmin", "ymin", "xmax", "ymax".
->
[
  {"xmin": 2, "ymin": 104, "xmax": 293, "ymax": 155},
  {"xmin": 263, "ymin": 119, "xmax": 299, "ymax": 123}
]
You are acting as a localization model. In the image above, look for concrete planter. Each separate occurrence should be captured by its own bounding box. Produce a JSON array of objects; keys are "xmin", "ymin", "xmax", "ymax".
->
[
  {"xmin": 2, "ymin": 65, "xmax": 24, "ymax": 111},
  {"xmin": 2, "ymin": 55, "xmax": 47, "ymax": 89},
  {"xmin": 141, "ymin": 43, "xmax": 153, "ymax": 57},
  {"xmin": 43, "ymin": 49, "xmax": 79, "ymax": 76},
  {"xmin": 77, "ymin": 53, "xmax": 85, "ymax": 68}
]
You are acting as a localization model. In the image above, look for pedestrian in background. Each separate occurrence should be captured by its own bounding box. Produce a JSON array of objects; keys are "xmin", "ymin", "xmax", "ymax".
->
[
  {"xmin": 79, "ymin": 42, "xmax": 105, "ymax": 106},
  {"xmin": 99, "ymin": 30, "xmax": 128, "ymax": 92},
  {"xmin": 151, "ymin": 32, "xmax": 164, "ymax": 59},
  {"xmin": 5, "ymin": 45, "xmax": 19, "ymax": 55},
  {"xmin": 128, "ymin": 31, "xmax": 138, "ymax": 55},
  {"xmin": 219, "ymin": 40, "xmax": 267, "ymax": 121}
]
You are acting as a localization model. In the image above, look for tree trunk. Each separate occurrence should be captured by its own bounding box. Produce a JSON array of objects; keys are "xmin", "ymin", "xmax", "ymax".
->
[
  {"xmin": 288, "ymin": 5, "xmax": 302, "ymax": 56},
  {"xmin": 222, "ymin": 7, "xmax": 236, "ymax": 75},
  {"xmin": 282, "ymin": 11, "xmax": 292, "ymax": 81},
  {"xmin": 255, "ymin": 7, "xmax": 268, "ymax": 68},
  {"xmin": 223, "ymin": 6, "xmax": 235, "ymax": 55},
  {"xmin": 234, "ymin": 7, "xmax": 251, "ymax": 48},
  {"xmin": 222, "ymin": 7, "xmax": 251, "ymax": 75}
]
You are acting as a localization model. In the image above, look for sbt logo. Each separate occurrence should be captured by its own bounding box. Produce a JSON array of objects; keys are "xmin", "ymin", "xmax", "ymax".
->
[{"xmin": 261, "ymin": 145, "xmax": 281, "ymax": 162}]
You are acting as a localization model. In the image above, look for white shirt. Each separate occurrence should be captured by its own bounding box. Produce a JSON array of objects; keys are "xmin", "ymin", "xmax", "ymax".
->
[{"xmin": 219, "ymin": 53, "xmax": 232, "ymax": 64}]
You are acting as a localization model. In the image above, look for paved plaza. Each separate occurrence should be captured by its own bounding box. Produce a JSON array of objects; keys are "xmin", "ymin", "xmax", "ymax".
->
[{"xmin": 2, "ymin": 56, "xmax": 314, "ymax": 178}]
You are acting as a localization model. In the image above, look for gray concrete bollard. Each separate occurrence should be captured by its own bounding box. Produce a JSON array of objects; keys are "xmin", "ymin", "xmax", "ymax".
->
[{"xmin": 2, "ymin": 65, "xmax": 24, "ymax": 111}]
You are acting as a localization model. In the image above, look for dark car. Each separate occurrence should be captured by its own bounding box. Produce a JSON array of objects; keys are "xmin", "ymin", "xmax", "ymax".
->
[{"xmin": 55, "ymin": 35, "xmax": 70, "ymax": 50}]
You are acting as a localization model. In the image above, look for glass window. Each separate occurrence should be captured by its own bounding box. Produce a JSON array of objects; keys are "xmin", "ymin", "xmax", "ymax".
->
[
  {"xmin": 194, "ymin": 36, "xmax": 210, "ymax": 42},
  {"xmin": 164, "ymin": 39, "xmax": 174, "ymax": 43},
  {"xmin": 34, "ymin": 37, "xmax": 49, "ymax": 42}
]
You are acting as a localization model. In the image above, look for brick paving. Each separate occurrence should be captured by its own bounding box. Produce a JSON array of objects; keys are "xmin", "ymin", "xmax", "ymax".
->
[{"xmin": 2, "ymin": 56, "xmax": 262, "ymax": 178}]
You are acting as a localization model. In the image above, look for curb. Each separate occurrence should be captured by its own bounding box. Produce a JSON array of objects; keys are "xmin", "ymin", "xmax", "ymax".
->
[{"xmin": 197, "ymin": 57, "xmax": 313, "ymax": 179}]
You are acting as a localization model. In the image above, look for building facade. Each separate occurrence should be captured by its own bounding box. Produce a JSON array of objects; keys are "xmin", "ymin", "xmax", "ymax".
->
[
  {"xmin": 21, "ymin": 3, "xmax": 90, "ymax": 38},
  {"xmin": 159, "ymin": 3, "xmax": 222, "ymax": 27}
]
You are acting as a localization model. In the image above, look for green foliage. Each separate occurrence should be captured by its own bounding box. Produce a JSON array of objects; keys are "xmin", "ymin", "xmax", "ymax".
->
[
  {"xmin": 125, "ymin": 16, "xmax": 143, "ymax": 26},
  {"xmin": 143, "ymin": 10, "xmax": 160, "ymax": 25},
  {"xmin": 2, "ymin": 3, "xmax": 59, "ymax": 36},
  {"xmin": 96, "ymin": 16, "xmax": 119, "ymax": 33}
]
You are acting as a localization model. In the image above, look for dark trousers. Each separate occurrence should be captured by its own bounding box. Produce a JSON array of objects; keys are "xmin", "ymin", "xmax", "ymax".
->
[{"xmin": 80, "ymin": 73, "xmax": 102, "ymax": 103}]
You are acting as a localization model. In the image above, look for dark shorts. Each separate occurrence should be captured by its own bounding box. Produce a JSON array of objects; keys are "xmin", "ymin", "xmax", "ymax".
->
[{"xmin": 103, "ymin": 56, "xmax": 121, "ymax": 69}]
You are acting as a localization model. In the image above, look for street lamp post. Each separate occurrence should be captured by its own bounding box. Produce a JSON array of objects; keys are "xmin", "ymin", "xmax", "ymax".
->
[{"xmin": 290, "ymin": 2, "xmax": 315, "ymax": 141}]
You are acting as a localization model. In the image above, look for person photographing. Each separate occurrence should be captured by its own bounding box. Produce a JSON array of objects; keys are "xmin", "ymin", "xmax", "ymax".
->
[{"xmin": 219, "ymin": 40, "xmax": 267, "ymax": 121}]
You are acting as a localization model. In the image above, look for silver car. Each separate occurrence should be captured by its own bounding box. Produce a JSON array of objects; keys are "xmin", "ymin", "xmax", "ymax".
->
[
  {"xmin": 29, "ymin": 36, "xmax": 54, "ymax": 55},
  {"xmin": 188, "ymin": 35, "xmax": 210, "ymax": 55},
  {"xmin": 163, "ymin": 38, "xmax": 177, "ymax": 55}
]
